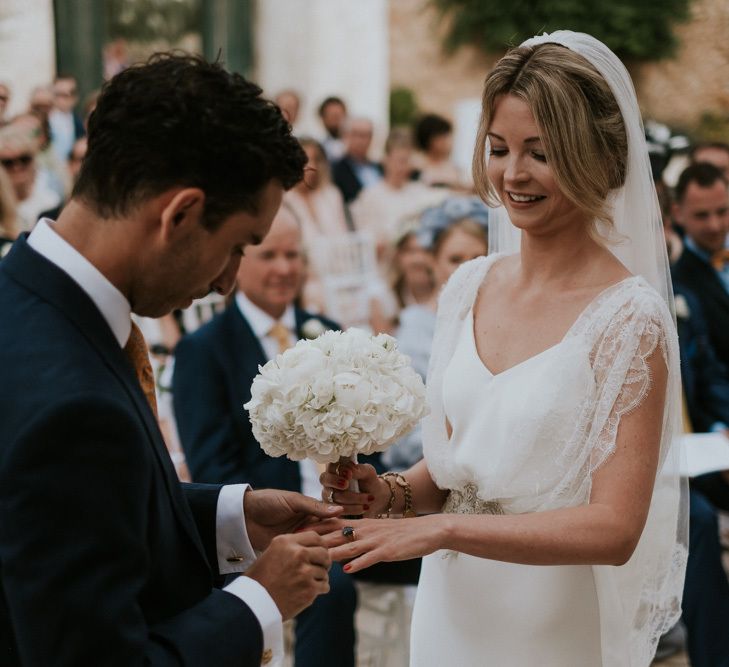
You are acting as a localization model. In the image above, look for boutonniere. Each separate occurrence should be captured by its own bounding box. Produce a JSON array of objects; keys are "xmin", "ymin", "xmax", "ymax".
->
[
  {"xmin": 674, "ymin": 294, "xmax": 690, "ymax": 320},
  {"xmin": 301, "ymin": 318, "xmax": 327, "ymax": 340}
]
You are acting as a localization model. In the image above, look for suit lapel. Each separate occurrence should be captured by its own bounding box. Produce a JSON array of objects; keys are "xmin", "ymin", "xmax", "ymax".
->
[
  {"xmin": 225, "ymin": 304, "xmax": 268, "ymax": 390},
  {"xmin": 681, "ymin": 248, "xmax": 729, "ymax": 311},
  {"xmin": 3, "ymin": 237, "xmax": 208, "ymax": 563}
]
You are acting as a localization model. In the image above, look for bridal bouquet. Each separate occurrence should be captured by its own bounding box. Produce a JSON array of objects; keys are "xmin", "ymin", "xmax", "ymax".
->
[{"xmin": 244, "ymin": 328, "xmax": 428, "ymax": 464}]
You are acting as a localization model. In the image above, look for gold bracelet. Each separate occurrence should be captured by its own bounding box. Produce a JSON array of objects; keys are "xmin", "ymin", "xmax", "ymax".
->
[
  {"xmin": 379, "ymin": 472, "xmax": 417, "ymax": 518},
  {"xmin": 376, "ymin": 474, "xmax": 396, "ymax": 518}
]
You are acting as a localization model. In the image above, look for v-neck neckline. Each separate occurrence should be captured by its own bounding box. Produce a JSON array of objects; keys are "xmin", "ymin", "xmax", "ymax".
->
[{"xmin": 470, "ymin": 274, "xmax": 639, "ymax": 378}]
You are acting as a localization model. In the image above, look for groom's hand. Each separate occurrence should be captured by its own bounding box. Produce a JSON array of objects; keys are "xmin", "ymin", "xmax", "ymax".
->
[
  {"xmin": 244, "ymin": 488, "xmax": 343, "ymax": 551},
  {"xmin": 245, "ymin": 532, "xmax": 332, "ymax": 620}
]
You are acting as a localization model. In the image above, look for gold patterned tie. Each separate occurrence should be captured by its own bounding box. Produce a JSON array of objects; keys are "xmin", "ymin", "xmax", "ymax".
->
[
  {"xmin": 268, "ymin": 321, "xmax": 293, "ymax": 354},
  {"xmin": 711, "ymin": 248, "xmax": 729, "ymax": 271},
  {"xmin": 124, "ymin": 321, "xmax": 158, "ymax": 418}
]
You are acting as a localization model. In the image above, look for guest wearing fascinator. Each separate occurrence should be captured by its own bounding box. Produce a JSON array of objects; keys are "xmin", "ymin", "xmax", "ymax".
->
[{"xmin": 383, "ymin": 197, "xmax": 487, "ymax": 471}]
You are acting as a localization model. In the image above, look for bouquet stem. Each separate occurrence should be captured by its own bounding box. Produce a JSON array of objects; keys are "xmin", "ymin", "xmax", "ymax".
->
[{"xmin": 340, "ymin": 454, "xmax": 360, "ymax": 519}]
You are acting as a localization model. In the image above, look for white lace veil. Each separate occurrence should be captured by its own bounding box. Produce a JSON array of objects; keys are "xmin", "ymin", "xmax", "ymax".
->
[
  {"xmin": 439, "ymin": 31, "xmax": 687, "ymax": 666},
  {"xmin": 490, "ymin": 31, "xmax": 676, "ymax": 316}
]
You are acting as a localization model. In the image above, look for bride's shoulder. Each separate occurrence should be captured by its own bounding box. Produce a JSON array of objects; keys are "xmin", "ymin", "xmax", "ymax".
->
[
  {"xmin": 592, "ymin": 276, "xmax": 673, "ymax": 337},
  {"xmin": 441, "ymin": 253, "xmax": 507, "ymax": 296}
]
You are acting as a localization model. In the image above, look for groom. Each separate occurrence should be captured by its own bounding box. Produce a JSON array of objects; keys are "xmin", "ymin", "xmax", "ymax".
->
[{"xmin": 0, "ymin": 54, "xmax": 340, "ymax": 666}]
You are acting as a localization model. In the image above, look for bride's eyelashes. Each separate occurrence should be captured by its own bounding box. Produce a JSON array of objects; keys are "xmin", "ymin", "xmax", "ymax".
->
[{"xmin": 488, "ymin": 147, "xmax": 547, "ymax": 162}]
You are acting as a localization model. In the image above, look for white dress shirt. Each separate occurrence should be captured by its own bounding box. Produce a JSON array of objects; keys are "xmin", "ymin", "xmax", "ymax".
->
[
  {"xmin": 236, "ymin": 291, "xmax": 323, "ymax": 500},
  {"xmin": 28, "ymin": 219, "xmax": 283, "ymax": 665}
]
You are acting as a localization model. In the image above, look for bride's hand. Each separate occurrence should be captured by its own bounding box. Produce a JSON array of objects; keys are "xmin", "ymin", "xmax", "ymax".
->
[
  {"xmin": 314, "ymin": 516, "xmax": 445, "ymax": 573},
  {"xmin": 320, "ymin": 461, "xmax": 390, "ymax": 517}
]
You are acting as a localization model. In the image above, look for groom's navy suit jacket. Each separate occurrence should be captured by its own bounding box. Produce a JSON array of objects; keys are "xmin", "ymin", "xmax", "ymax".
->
[
  {"xmin": 0, "ymin": 237, "xmax": 262, "ymax": 666},
  {"xmin": 173, "ymin": 301, "xmax": 338, "ymax": 488}
]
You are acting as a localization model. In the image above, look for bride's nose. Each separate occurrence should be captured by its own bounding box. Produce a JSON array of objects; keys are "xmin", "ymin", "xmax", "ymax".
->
[{"xmin": 504, "ymin": 154, "xmax": 530, "ymax": 185}]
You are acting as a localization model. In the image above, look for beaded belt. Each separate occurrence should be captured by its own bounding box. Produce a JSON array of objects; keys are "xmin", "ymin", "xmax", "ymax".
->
[
  {"xmin": 442, "ymin": 483, "xmax": 503, "ymax": 515},
  {"xmin": 441, "ymin": 484, "xmax": 503, "ymax": 560}
]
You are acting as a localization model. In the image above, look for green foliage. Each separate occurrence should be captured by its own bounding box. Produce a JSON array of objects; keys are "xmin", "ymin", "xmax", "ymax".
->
[
  {"xmin": 105, "ymin": 0, "xmax": 201, "ymax": 44},
  {"xmin": 694, "ymin": 112, "xmax": 729, "ymax": 143},
  {"xmin": 430, "ymin": 0, "xmax": 692, "ymax": 62},
  {"xmin": 390, "ymin": 87, "xmax": 420, "ymax": 127}
]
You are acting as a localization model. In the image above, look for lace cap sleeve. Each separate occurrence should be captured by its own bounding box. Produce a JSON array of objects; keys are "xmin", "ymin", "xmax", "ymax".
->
[{"xmin": 582, "ymin": 279, "xmax": 675, "ymax": 473}]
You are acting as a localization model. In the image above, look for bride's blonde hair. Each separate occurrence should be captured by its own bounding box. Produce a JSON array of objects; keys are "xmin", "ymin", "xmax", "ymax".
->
[{"xmin": 473, "ymin": 43, "xmax": 628, "ymax": 240}]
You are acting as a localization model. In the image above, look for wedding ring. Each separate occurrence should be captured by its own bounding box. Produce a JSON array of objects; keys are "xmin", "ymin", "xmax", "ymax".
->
[
  {"xmin": 327, "ymin": 489, "xmax": 336, "ymax": 504},
  {"xmin": 342, "ymin": 526, "xmax": 356, "ymax": 542},
  {"xmin": 335, "ymin": 462, "xmax": 342, "ymax": 477}
]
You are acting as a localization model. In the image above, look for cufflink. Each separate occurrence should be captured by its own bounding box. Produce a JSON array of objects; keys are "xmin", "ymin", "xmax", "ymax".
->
[
  {"xmin": 261, "ymin": 648, "xmax": 273, "ymax": 664},
  {"xmin": 226, "ymin": 554, "xmax": 246, "ymax": 563}
]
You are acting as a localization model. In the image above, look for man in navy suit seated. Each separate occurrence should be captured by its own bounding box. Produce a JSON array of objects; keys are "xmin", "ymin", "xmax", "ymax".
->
[
  {"xmin": 0, "ymin": 54, "xmax": 343, "ymax": 666},
  {"xmin": 174, "ymin": 204, "xmax": 358, "ymax": 666},
  {"xmin": 673, "ymin": 282, "xmax": 729, "ymax": 667}
]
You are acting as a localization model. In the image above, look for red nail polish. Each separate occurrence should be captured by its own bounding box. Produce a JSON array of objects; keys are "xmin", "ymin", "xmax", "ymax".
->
[
  {"xmin": 343, "ymin": 564, "xmax": 352, "ymax": 572},
  {"xmin": 363, "ymin": 504, "xmax": 370, "ymax": 510},
  {"xmin": 368, "ymin": 495, "xmax": 375, "ymax": 502},
  {"xmin": 338, "ymin": 480, "xmax": 347, "ymax": 488}
]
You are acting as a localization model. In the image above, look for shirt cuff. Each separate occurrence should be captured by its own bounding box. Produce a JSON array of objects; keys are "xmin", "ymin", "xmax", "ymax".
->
[
  {"xmin": 224, "ymin": 575, "xmax": 284, "ymax": 666},
  {"xmin": 710, "ymin": 422, "xmax": 729, "ymax": 434},
  {"xmin": 216, "ymin": 483, "xmax": 256, "ymax": 575}
]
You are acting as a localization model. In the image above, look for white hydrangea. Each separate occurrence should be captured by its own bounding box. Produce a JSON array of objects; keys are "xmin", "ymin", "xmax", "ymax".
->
[{"xmin": 244, "ymin": 328, "xmax": 429, "ymax": 463}]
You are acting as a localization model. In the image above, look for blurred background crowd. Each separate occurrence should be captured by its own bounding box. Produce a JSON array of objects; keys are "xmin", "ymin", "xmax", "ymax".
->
[{"xmin": 1, "ymin": 1, "xmax": 729, "ymax": 666}]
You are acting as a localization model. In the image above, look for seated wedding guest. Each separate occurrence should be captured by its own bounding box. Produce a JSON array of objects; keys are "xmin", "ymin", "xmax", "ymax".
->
[
  {"xmin": 655, "ymin": 178, "xmax": 683, "ymax": 263},
  {"xmin": 275, "ymin": 89, "xmax": 301, "ymax": 129},
  {"xmin": 28, "ymin": 85, "xmax": 54, "ymax": 117},
  {"xmin": 350, "ymin": 128, "xmax": 446, "ymax": 270},
  {"xmin": 173, "ymin": 205, "xmax": 357, "ymax": 667},
  {"xmin": 0, "ymin": 166, "xmax": 18, "ymax": 258},
  {"xmin": 690, "ymin": 140, "xmax": 729, "ymax": 179},
  {"xmin": 48, "ymin": 74, "xmax": 85, "ymax": 165},
  {"xmin": 331, "ymin": 117, "xmax": 382, "ymax": 203},
  {"xmin": 12, "ymin": 110, "xmax": 70, "ymax": 200},
  {"xmin": 390, "ymin": 224, "xmax": 436, "ymax": 310},
  {"xmin": 284, "ymin": 137, "xmax": 350, "ymax": 313},
  {"xmin": 39, "ymin": 136, "xmax": 87, "ymax": 220},
  {"xmin": 383, "ymin": 197, "xmax": 488, "ymax": 471},
  {"xmin": 414, "ymin": 113, "xmax": 466, "ymax": 190},
  {"xmin": 285, "ymin": 138, "xmax": 349, "ymax": 244},
  {"xmin": 672, "ymin": 163, "xmax": 729, "ymax": 368},
  {"xmin": 0, "ymin": 52, "xmax": 340, "ymax": 666},
  {"xmin": 318, "ymin": 95, "xmax": 347, "ymax": 162},
  {"xmin": 672, "ymin": 282, "xmax": 729, "ymax": 666},
  {"xmin": 0, "ymin": 125, "xmax": 60, "ymax": 231}
]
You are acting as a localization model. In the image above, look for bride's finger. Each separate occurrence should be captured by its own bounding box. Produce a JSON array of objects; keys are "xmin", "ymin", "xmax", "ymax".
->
[
  {"xmin": 321, "ymin": 488, "xmax": 372, "ymax": 508},
  {"xmin": 329, "ymin": 537, "xmax": 376, "ymax": 563},
  {"xmin": 320, "ymin": 472, "xmax": 352, "ymax": 491},
  {"xmin": 342, "ymin": 548, "xmax": 386, "ymax": 574}
]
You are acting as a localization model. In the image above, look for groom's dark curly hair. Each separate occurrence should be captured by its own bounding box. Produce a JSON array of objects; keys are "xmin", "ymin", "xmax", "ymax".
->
[{"xmin": 73, "ymin": 52, "xmax": 306, "ymax": 229}]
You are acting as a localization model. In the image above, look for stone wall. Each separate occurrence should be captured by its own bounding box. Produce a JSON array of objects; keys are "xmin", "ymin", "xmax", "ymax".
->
[{"xmin": 390, "ymin": 0, "xmax": 729, "ymax": 132}]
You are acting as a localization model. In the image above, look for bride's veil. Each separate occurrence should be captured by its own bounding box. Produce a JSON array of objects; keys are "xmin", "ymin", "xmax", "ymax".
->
[{"xmin": 480, "ymin": 31, "xmax": 688, "ymax": 664}]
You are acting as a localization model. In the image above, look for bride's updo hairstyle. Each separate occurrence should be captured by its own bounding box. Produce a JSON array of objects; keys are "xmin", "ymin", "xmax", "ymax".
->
[{"xmin": 473, "ymin": 43, "xmax": 628, "ymax": 239}]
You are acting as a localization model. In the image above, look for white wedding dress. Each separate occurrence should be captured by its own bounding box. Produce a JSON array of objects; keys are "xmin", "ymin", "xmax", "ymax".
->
[{"xmin": 411, "ymin": 255, "xmax": 685, "ymax": 667}]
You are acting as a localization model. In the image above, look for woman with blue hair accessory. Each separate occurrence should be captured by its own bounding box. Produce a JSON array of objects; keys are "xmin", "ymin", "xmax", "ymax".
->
[{"xmin": 384, "ymin": 196, "xmax": 488, "ymax": 471}]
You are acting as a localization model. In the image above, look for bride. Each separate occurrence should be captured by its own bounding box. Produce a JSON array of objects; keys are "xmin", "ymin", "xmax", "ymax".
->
[{"xmin": 319, "ymin": 31, "xmax": 687, "ymax": 666}]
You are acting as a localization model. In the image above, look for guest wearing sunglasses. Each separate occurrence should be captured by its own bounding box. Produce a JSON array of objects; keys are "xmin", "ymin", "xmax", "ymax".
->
[{"xmin": 0, "ymin": 125, "xmax": 60, "ymax": 231}]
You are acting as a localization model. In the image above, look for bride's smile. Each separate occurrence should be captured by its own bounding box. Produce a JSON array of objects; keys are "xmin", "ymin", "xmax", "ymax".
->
[{"xmin": 487, "ymin": 94, "xmax": 588, "ymax": 236}]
